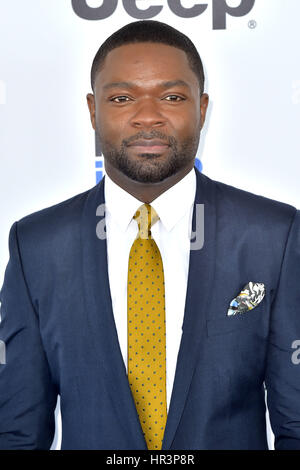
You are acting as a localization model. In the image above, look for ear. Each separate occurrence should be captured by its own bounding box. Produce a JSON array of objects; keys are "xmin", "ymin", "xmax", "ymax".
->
[
  {"xmin": 200, "ymin": 93, "xmax": 209, "ymax": 129},
  {"xmin": 86, "ymin": 93, "xmax": 96, "ymax": 130}
]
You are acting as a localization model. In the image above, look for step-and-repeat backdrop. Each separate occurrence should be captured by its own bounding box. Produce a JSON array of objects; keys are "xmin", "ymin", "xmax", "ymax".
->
[{"xmin": 0, "ymin": 0, "xmax": 299, "ymax": 450}]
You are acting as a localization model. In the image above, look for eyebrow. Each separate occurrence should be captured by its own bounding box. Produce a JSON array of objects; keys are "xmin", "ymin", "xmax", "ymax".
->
[{"xmin": 102, "ymin": 79, "xmax": 191, "ymax": 90}]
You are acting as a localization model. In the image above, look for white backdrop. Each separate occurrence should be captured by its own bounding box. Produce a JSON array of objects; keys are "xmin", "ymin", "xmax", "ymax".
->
[{"xmin": 0, "ymin": 0, "xmax": 299, "ymax": 450}]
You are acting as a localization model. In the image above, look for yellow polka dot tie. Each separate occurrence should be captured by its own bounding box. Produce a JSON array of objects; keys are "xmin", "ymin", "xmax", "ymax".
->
[{"xmin": 127, "ymin": 203, "xmax": 167, "ymax": 450}]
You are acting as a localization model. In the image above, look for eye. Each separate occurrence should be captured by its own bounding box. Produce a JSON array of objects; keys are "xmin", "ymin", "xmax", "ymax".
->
[
  {"xmin": 164, "ymin": 95, "xmax": 185, "ymax": 102},
  {"xmin": 110, "ymin": 96, "xmax": 131, "ymax": 103}
]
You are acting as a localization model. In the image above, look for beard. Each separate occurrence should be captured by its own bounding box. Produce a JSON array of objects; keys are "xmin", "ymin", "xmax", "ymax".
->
[{"xmin": 96, "ymin": 128, "xmax": 200, "ymax": 183}]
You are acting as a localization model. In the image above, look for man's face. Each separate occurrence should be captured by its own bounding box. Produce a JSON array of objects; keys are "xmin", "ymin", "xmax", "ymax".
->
[{"xmin": 87, "ymin": 42, "xmax": 208, "ymax": 183}]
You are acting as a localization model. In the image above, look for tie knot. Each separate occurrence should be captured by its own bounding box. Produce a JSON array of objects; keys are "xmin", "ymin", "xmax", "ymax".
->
[{"xmin": 133, "ymin": 203, "xmax": 159, "ymax": 238}]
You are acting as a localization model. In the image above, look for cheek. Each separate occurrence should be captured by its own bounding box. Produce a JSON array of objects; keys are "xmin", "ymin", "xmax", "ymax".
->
[
  {"xmin": 172, "ymin": 118, "xmax": 199, "ymax": 141},
  {"xmin": 169, "ymin": 106, "xmax": 201, "ymax": 137},
  {"xmin": 99, "ymin": 103, "xmax": 130, "ymax": 130},
  {"xmin": 96, "ymin": 115, "xmax": 125, "ymax": 143}
]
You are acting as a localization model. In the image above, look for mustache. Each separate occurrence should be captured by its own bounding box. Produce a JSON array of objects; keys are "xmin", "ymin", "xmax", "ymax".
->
[{"xmin": 123, "ymin": 130, "xmax": 177, "ymax": 148}]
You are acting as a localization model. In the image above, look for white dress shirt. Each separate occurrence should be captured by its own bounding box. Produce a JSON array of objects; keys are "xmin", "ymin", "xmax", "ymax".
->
[{"xmin": 104, "ymin": 167, "xmax": 196, "ymax": 411}]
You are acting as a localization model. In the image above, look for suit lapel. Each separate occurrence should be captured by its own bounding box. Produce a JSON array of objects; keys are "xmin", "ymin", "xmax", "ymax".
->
[
  {"xmin": 162, "ymin": 167, "xmax": 217, "ymax": 450},
  {"xmin": 81, "ymin": 176, "xmax": 147, "ymax": 449}
]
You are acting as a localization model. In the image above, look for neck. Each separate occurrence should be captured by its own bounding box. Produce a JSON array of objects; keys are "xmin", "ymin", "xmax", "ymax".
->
[{"xmin": 104, "ymin": 160, "xmax": 194, "ymax": 204}]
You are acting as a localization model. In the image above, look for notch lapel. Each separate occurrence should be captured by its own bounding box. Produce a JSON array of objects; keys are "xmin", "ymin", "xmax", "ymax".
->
[{"xmin": 161, "ymin": 167, "xmax": 217, "ymax": 450}]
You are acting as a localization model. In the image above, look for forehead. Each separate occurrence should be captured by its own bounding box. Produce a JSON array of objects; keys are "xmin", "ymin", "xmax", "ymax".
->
[{"xmin": 95, "ymin": 42, "xmax": 198, "ymax": 92}]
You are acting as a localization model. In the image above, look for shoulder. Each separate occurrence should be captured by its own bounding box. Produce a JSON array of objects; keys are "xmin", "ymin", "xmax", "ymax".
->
[
  {"xmin": 13, "ymin": 184, "xmax": 96, "ymax": 249},
  {"xmin": 198, "ymin": 170, "xmax": 298, "ymax": 229}
]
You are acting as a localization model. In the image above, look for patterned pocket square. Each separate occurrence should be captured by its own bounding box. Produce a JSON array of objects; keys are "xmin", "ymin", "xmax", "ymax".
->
[{"xmin": 227, "ymin": 282, "xmax": 266, "ymax": 316}]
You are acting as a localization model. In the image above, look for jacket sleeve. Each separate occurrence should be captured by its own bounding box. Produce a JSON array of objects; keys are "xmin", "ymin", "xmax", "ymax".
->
[
  {"xmin": 0, "ymin": 221, "xmax": 58, "ymax": 449},
  {"xmin": 265, "ymin": 209, "xmax": 300, "ymax": 450}
]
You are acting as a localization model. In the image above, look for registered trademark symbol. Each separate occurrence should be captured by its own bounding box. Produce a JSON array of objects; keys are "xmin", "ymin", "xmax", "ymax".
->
[{"xmin": 248, "ymin": 20, "xmax": 257, "ymax": 29}]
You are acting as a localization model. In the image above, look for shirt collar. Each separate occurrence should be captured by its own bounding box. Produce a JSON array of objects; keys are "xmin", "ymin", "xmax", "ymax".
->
[{"xmin": 104, "ymin": 167, "xmax": 196, "ymax": 233}]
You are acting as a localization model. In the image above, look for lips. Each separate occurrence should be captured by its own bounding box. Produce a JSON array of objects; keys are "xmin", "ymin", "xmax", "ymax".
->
[
  {"xmin": 128, "ymin": 139, "xmax": 169, "ymax": 147},
  {"xmin": 127, "ymin": 139, "xmax": 170, "ymax": 154}
]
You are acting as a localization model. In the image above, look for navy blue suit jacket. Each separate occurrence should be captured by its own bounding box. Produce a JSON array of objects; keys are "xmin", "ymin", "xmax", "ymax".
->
[{"xmin": 1, "ymin": 167, "xmax": 300, "ymax": 450}]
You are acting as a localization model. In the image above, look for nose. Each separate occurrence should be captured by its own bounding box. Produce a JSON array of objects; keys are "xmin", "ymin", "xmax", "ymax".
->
[{"xmin": 130, "ymin": 98, "xmax": 166, "ymax": 129}]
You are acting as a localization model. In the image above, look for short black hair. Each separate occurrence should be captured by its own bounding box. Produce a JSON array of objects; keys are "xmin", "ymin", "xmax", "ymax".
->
[{"xmin": 90, "ymin": 20, "xmax": 205, "ymax": 95}]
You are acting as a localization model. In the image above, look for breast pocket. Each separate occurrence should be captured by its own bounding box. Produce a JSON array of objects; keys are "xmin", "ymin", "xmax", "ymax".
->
[{"xmin": 206, "ymin": 300, "xmax": 266, "ymax": 337}]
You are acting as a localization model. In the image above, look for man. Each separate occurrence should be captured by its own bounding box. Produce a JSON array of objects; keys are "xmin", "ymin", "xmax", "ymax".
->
[{"xmin": 0, "ymin": 20, "xmax": 300, "ymax": 450}]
